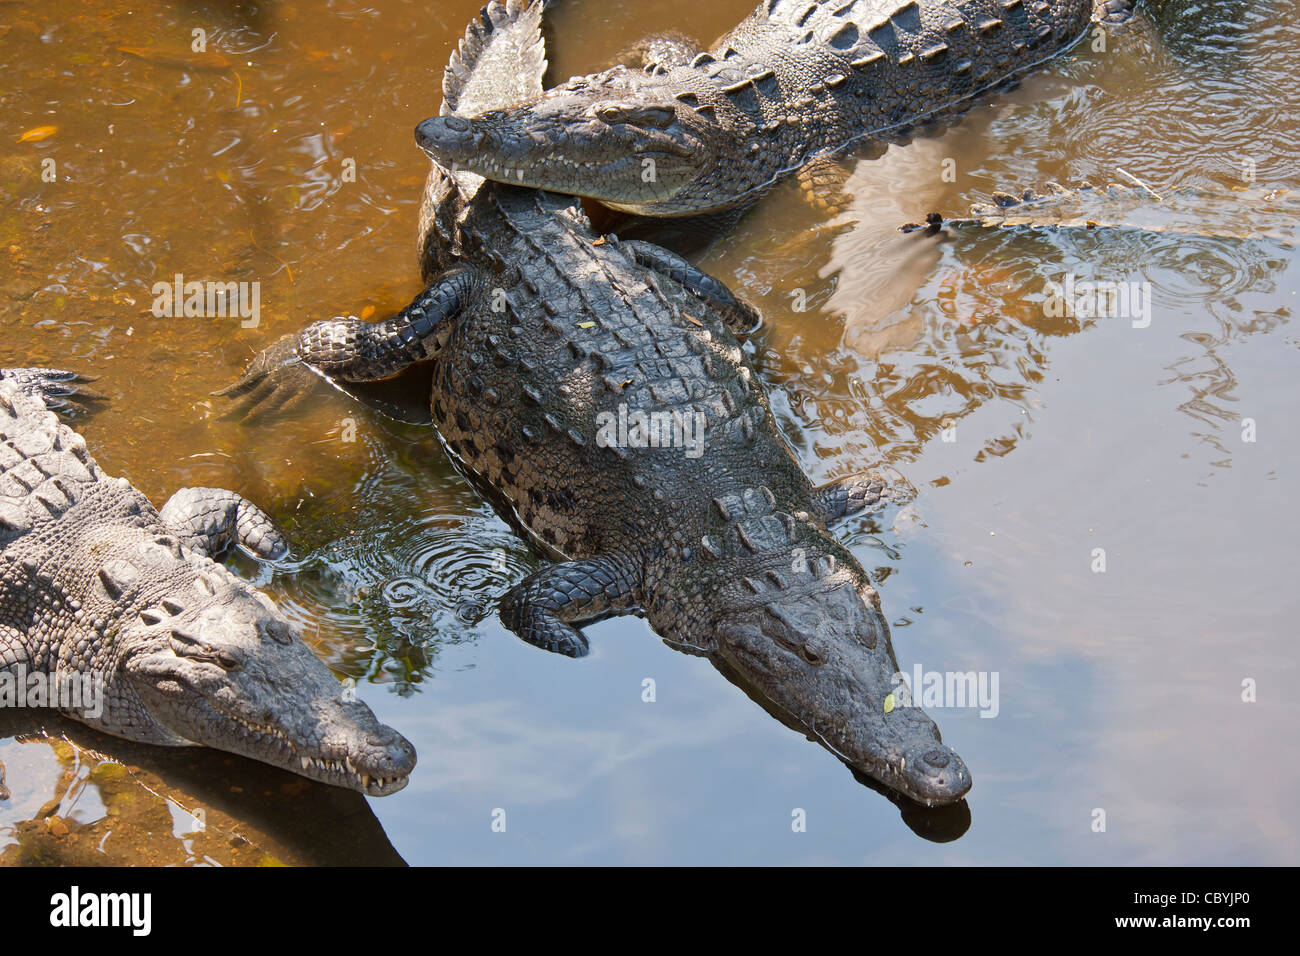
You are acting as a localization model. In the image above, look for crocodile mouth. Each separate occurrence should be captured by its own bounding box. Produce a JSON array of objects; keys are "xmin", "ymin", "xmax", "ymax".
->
[
  {"xmin": 415, "ymin": 115, "xmax": 700, "ymax": 204},
  {"xmin": 206, "ymin": 704, "xmax": 413, "ymax": 797},
  {"xmin": 714, "ymin": 631, "xmax": 971, "ymax": 808},
  {"xmin": 805, "ymin": 718, "xmax": 971, "ymax": 808}
]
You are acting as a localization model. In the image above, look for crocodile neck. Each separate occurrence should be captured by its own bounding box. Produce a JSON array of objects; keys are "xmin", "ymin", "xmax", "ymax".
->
[{"xmin": 420, "ymin": 164, "xmax": 597, "ymax": 280}]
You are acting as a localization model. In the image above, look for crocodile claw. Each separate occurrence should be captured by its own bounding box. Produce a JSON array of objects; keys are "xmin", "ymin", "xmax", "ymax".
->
[
  {"xmin": 216, "ymin": 335, "xmax": 321, "ymax": 424},
  {"xmin": 0, "ymin": 367, "xmax": 104, "ymax": 416}
]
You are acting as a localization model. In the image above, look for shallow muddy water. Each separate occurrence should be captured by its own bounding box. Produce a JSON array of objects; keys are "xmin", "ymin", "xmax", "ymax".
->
[{"xmin": 1, "ymin": 0, "xmax": 1297, "ymax": 864}]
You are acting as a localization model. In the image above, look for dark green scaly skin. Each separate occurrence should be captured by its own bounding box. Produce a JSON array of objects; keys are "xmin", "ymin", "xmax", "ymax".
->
[
  {"xmin": 902, "ymin": 180, "xmax": 1300, "ymax": 240},
  {"xmin": 417, "ymin": 0, "xmax": 1135, "ymax": 216},
  {"xmin": 0, "ymin": 374, "xmax": 415, "ymax": 799},
  {"xmin": 225, "ymin": 0, "xmax": 972, "ymax": 806}
]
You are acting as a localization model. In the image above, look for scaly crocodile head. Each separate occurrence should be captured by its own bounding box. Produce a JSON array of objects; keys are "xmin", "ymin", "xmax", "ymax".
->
[
  {"xmin": 417, "ymin": 65, "xmax": 730, "ymax": 215},
  {"xmin": 81, "ymin": 540, "xmax": 415, "ymax": 796},
  {"xmin": 704, "ymin": 544, "xmax": 971, "ymax": 807}
]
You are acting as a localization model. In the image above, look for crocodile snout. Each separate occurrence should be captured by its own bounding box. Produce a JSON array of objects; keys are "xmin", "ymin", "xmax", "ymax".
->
[
  {"xmin": 416, "ymin": 116, "xmax": 479, "ymax": 159},
  {"xmin": 899, "ymin": 743, "xmax": 971, "ymax": 807}
]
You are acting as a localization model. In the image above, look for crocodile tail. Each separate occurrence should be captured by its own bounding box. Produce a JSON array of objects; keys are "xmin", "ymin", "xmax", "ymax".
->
[{"xmin": 441, "ymin": 0, "xmax": 548, "ymax": 117}]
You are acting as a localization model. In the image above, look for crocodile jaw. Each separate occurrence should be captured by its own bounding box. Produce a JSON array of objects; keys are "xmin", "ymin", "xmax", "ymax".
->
[
  {"xmin": 119, "ymin": 598, "xmax": 415, "ymax": 797},
  {"xmin": 710, "ymin": 564, "xmax": 972, "ymax": 808},
  {"xmin": 415, "ymin": 71, "xmax": 715, "ymax": 213}
]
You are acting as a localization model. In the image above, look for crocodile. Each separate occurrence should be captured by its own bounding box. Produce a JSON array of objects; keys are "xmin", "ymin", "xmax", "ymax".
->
[
  {"xmin": 415, "ymin": 0, "xmax": 1135, "ymax": 217},
  {"xmin": 222, "ymin": 0, "xmax": 971, "ymax": 806},
  {"xmin": 900, "ymin": 180, "xmax": 1300, "ymax": 240},
  {"xmin": 0, "ymin": 373, "xmax": 415, "ymax": 800}
]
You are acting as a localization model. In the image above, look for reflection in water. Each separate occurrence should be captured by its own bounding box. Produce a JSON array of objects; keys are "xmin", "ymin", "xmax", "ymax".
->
[
  {"xmin": 0, "ymin": 713, "xmax": 404, "ymax": 866},
  {"xmin": 701, "ymin": 127, "xmax": 1296, "ymax": 485},
  {"xmin": 1148, "ymin": 0, "xmax": 1255, "ymax": 72}
]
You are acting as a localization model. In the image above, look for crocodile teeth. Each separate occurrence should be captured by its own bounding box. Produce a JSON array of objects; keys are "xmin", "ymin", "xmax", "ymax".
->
[{"xmin": 301, "ymin": 756, "xmax": 311, "ymax": 771}]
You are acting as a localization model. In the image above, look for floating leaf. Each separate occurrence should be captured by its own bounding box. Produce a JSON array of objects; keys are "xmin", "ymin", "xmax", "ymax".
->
[
  {"xmin": 883, "ymin": 693, "xmax": 895, "ymax": 715},
  {"xmin": 576, "ymin": 321, "xmax": 595, "ymax": 329},
  {"xmin": 18, "ymin": 125, "xmax": 57, "ymax": 142}
]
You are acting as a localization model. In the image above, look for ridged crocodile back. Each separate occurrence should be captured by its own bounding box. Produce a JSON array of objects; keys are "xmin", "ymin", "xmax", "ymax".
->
[
  {"xmin": 424, "ymin": 185, "xmax": 816, "ymax": 565},
  {"xmin": 0, "ymin": 381, "xmax": 134, "ymax": 547},
  {"xmin": 700, "ymin": 0, "xmax": 1094, "ymax": 155}
]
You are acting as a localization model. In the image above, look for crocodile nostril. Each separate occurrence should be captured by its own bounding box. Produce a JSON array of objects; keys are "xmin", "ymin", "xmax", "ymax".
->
[
  {"xmin": 924, "ymin": 749, "xmax": 950, "ymax": 769},
  {"xmin": 260, "ymin": 618, "xmax": 295, "ymax": 646}
]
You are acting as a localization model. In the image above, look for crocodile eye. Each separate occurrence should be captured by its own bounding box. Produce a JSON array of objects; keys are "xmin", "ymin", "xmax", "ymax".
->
[
  {"xmin": 800, "ymin": 643, "xmax": 826, "ymax": 666},
  {"xmin": 626, "ymin": 105, "xmax": 676, "ymax": 128},
  {"xmin": 593, "ymin": 103, "xmax": 630, "ymax": 122},
  {"xmin": 593, "ymin": 103, "xmax": 675, "ymax": 128},
  {"xmin": 170, "ymin": 628, "xmax": 243, "ymax": 671}
]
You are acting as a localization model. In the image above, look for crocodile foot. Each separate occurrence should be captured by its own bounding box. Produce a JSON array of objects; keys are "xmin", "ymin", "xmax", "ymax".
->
[
  {"xmin": 159, "ymin": 487, "xmax": 290, "ymax": 560},
  {"xmin": 0, "ymin": 367, "xmax": 103, "ymax": 416},
  {"xmin": 498, "ymin": 555, "xmax": 641, "ymax": 658},
  {"xmin": 806, "ymin": 471, "xmax": 915, "ymax": 527},
  {"xmin": 216, "ymin": 334, "xmax": 325, "ymax": 423}
]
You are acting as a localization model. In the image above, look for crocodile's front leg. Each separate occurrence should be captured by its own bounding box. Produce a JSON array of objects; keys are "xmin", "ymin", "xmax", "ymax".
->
[
  {"xmin": 498, "ymin": 554, "xmax": 642, "ymax": 658},
  {"xmin": 617, "ymin": 239, "xmax": 762, "ymax": 336},
  {"xmin": 804, "ymin": 473, "xmax": 914, "ymax": 527},
  {"xmin": 159, "ymin": 487, "xmax": 289, "ymax": 560},
  {"xmin": 294, "ymin": 266, "xmax": 477, "ymax": 382},
  {"xmin": 796, "ymin": 155, "xmax": 856, "ymax": 217},
  {"xmin": 219, "ymin": 266, "xmax": 478, "ymax": 419},
  {"xmin": 0, "ymin": 623, "xmax": 27, "ymax": 673},
  {"xmin": 0, "ymin": 367, "xmax": 100, "ymax": 414}
]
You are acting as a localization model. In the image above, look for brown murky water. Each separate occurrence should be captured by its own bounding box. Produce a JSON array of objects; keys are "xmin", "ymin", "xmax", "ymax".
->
[{"xmin": 2, "ymin": 0, "xmax": 1297, "ymax": 864}]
